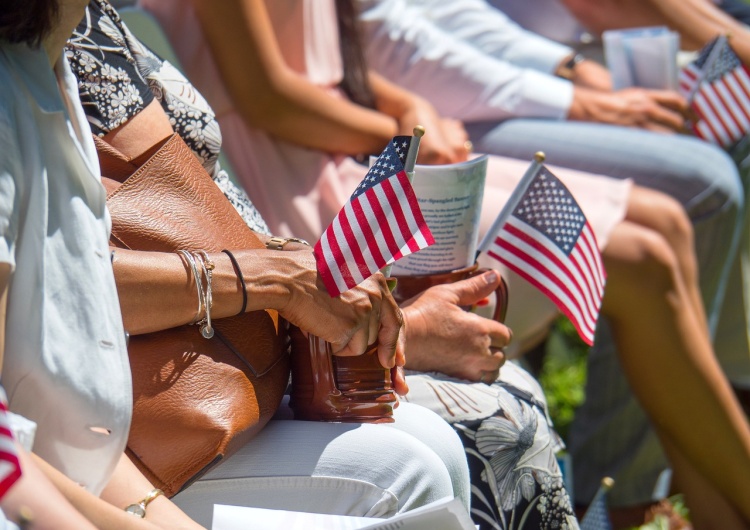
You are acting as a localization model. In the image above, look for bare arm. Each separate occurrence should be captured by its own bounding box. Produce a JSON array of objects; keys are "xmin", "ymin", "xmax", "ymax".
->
[
  {"xmin": 33, "ymin": 454, "xmax": 201, "ymax": 530},
  {"xmin": 649, "ymin": 0, "xmax": 750, "ymax": 60},
  {"xmin": 113, "ymin": 247, "xmax": 402, "ymax": 365},
  {"xmin": 189, "ymin": 0, "xmax": 397, "ymax": 156},
  {"xmin": 562, "ymin": 0, "xmax": 746, "ymax": 51},
  {"xmin": 369, "ymin": 72, "xmax": 470, "ymax": 164}
]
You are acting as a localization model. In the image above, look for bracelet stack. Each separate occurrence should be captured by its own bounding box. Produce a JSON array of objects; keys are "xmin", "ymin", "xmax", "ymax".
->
[{"xmin": 177, "ymin": 250, "xmax": 215, "ymax": 339}]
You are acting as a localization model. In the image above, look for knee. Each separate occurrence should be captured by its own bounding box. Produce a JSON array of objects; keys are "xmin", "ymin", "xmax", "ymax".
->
[
  {"xmin": 682, "ymin": 141, "xmax": 744, "ymax": 214},
  {"xmin": 651, "ymin": 194, "xmax": 696, "ymax": 252},
  {"xmin": 608, "ymin": 228, "xmax": 681, "ymax": 299}
]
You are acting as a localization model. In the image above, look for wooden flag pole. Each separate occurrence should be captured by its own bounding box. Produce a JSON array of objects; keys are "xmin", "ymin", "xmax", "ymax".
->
[
  {"xmin": 381, "ymin": 125, "xmax": 425, "ymax": 278},
  {"xmin": 404, "ymin": 125, "xmax": 425, "ymax": 183},
  {"xmin": 476, "ymin": 151, "xmax": 545, "ymax": 258}
]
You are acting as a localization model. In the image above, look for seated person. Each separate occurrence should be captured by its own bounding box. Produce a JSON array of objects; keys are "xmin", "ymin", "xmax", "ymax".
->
[
  {"xmin": 67, "ymin": 1, "xmax": 576, "ymax": 527},
  {"xmin": 355, "ymin": 0, "xmax": 750, "ymax": 521},
  {"xmin": 116, "ymin": 0, "xmax": 750, "ymax": 527},
  {"xmin": 0, "ymin": 1, "xmax": 469, "ymax": 528}
]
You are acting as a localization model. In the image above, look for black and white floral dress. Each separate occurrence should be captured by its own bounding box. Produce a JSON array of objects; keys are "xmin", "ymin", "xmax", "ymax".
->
[{"xmin": 65, "ymin": 0, "xmax": 269, "ymax": 234}]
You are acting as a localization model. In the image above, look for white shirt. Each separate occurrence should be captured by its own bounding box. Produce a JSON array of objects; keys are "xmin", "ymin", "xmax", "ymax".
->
[
  {"xmin": 0, "ymin": 43, "xmax": 131, "ymax": 496},
  {"xmin": 357, "ymin": 0, "xmax": 575, "ymax": 121}
]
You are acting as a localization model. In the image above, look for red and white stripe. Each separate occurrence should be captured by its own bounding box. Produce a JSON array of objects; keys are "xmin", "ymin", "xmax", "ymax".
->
[
  {"xmin": 315, "ymin": 170, "xmax": 434, "ymax": 297},
  {"xmin": 680, "ymin": 63, "xmax": 750, "ymax": 148},
  {"xmin": 487, "ymin": 216, "xmax": 605, "ymax": 346},
  {"xmin": 0, "ymin": 402, "xmax": 20, "ymax": 500}
]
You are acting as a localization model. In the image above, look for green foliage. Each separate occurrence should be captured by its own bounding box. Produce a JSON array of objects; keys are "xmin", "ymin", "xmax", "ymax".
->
[
  {"xmin": 538, "ymin": 318, "xmax": 588, "ymax": 441},
  {"xmin": 537, "ymin": 321, "xmax": 693, "ymax": 528}
]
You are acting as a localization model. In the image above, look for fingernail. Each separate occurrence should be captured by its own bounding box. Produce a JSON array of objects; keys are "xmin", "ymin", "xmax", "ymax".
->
[{"xmin": 484, "ymin": 271, "xmax": 498, "ymax": 284}]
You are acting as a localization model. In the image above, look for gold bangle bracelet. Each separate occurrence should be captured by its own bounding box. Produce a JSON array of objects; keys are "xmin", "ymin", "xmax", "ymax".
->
[{"xmin": 124, "ymin": 488, "xmax": 165, "ymax": 518}]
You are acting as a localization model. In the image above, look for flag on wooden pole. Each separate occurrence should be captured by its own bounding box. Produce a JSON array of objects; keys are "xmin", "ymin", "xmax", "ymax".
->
[
  {"xmin": 679, "ymin": 35, "xmax": 750, "ymax": 148},
  {"xmin": 315, "ymin": 135, "xmax": 434, "ymax": 297},
  {"xmin": 477, "ymin": 153, "xmax": 606, "ymax": 345}
]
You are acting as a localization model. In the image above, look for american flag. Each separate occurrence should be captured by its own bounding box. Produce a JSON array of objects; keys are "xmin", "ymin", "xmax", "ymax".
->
[
  {"xmin": 484, "ymin": 165, "xmax": 605, "ymax": 345},
  {"xmin": 0, "ymin": 400, "xmax": 20, "ymax": 499},
  {"xmin": 315, "ymin": 136, "xmax": 434, "ymax": 297},
  {"xmin": 580, "ymin": 477, "xmax": 614, "ymax": 530},
  {"xmin": 678, "ymin": 35, "xmax": 750, "ymax": 148}
]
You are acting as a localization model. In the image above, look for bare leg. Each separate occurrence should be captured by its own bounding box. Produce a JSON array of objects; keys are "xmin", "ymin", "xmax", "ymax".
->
[
  {"xmin": 601, "ymin": 219, "xmax": 750, "ymax": 522},
  {"xmin": 663, "ymin": 436, "xmax": 747, "ymax": 530},
  {"xmin": 623, "ymin": 186, "xmax": 708, "ymax": 335}
]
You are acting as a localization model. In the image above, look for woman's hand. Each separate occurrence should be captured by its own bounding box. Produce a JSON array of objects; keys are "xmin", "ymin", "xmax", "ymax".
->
[
  {"xmin": 401, "ymin": 270, "xmax": 512, "ymax": 382},
  {"xmin": 397, "ymin": 96, "xmax": 470, "ymax": 165},
  {"xmin": 568, "ymin": 86, "xmax": 690, "ymax": 132},
  {"xmin": 268, "ymin": 250, "xmax": 404, "ymax": 372}
]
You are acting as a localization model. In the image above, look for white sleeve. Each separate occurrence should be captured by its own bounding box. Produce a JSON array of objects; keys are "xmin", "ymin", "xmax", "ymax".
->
[
  {"xmin": 408, "ymin": 0, "xmax": 574, "ymax": 73},
  {"xmin": 0, "ymin": 109, "xmax": 18, "ymax": 271},
  {"xmin": 359, "ymin": 0, "xmax": 573, "ymax": 121}
]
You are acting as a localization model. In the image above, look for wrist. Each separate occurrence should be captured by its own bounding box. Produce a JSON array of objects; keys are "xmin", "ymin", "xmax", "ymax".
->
[{"xmin": 555, "ymin": 52, "xmax": 585, "ymax": 81}]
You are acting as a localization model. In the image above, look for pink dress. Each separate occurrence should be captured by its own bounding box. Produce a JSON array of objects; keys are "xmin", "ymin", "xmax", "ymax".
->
[{"xmin": 140, "ymin": 0, "xmax": 630, "ymax": 351}]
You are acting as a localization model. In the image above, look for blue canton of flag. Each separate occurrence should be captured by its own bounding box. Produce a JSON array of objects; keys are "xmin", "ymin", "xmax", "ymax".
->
[
  {"xmin": 679, "ymin": 35, "xmax": 750, "ymax": 148},
  {"xmin": 580, "ymin": 478, "xmax": 614, "ymax": 530},
  {"xmin": 352, "ymin": 136, "xmax": 411, "ymax": 198},
  {"xmin": 315, "ymin": 136, "xmax": 434, "ymax": 297},
  {"xmin": 485, "ymin": 166, "xmax": 605, "ymax": 345}
]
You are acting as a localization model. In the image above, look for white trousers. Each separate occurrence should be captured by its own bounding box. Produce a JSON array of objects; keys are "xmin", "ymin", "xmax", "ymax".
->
[{"xmin": 172, "ymin": 401, "xmax": 470, "ymax": 528}]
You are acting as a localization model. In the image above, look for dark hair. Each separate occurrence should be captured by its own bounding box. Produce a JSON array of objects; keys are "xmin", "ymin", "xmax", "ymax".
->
[
  {"xmin": 0, "ymin": 0, "xmax": 60, "ymax": 47},
  {"xmin": 336, "ymin": 0, "xmax": 376, "ymax": 110}
]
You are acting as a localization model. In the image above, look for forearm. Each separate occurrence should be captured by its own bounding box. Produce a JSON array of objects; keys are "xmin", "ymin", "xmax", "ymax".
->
[
  {"xmin": 33, "ymin": 454, "xmax": 199, "ymax": 530},
  {"xmin": 113, "ymin": 248, "xmax": 312, "ymax": 335},
  {"xmin": 650, "ymin": 0, "xmax": 750, "ymax": 54},
  {"xmin": 0, "ymin": 449, "xmax": 98, "ymax": 530},
  {"xmin": 190, "ymin": 0, "xmax": 397, "ymax": 156}
]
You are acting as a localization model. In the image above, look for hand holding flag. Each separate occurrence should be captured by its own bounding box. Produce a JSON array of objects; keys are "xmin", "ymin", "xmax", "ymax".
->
[
  {"xmin": 678, "ymin": 34, "xmax": 750, "ymax": 148},
  {"xmin": 477, "ymin": 153, "xmax": 606, "ymax": 345},
  {"xmin": 314, "ymin": 134, "xmax": 435, "ymax": 297}
]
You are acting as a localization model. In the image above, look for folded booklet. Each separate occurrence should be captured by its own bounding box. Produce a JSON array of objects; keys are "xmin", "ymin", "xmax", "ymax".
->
[
  {"xmin": 603, "ymin": 26, "xmax": 680, "ymax": 90},
  {"xmin": 212, "ymin": 496, "xmax": 477, "ymax": 530},
  {"xmin": 388, "ymin": 155, "xmax": 488, "ymax": 276}
]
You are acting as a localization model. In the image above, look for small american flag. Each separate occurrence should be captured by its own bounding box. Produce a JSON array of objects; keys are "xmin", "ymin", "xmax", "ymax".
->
[
  {"xmin": 679, "ymin": 35, "xmax": 750, "ymax": 148},
  {"xmin": 484, "ymin": 165, "xmax": 605, "ymax": 345},
  {"xmin": 580, "ymin": 477, "xmax": 614, "ymax": 530},
  {"xmin": 0, "ymin": 400, "xmax": 20, "ymax": 499},
  {"xmin": 315, "ymin": 136, "xmax": 434, "ymax": 297}
]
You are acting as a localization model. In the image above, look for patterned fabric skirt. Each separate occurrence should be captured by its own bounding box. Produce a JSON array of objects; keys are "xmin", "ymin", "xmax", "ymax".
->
[{"xmin": 404, "ymin": 362, "xmax": 580, "ymax": 530}]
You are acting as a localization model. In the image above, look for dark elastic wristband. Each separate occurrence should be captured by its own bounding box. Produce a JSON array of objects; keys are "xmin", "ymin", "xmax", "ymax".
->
[{"xmin": 221, "ymin": 249, "xmax": 247, "ymax": 316}]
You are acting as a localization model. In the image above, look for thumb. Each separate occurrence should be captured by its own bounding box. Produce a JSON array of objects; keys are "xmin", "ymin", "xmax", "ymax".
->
[{"xmin": 451, "ymin": 269, "xmax": 502, "ymax": 306}]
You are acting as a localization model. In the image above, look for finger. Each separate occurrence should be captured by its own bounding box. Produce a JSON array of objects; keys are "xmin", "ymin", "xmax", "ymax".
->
[
  {"xmin": 646, "ymin": 103, "xmax": 688, "ymax": 131},
  {"xmin": 391, "ymin": 366, "xmax": 409, "ymax": 396},
  {"xmin": 367, "ymin": 301, "xmax": 380, "ymax": 347},
  {"xmin": 487, "ymin": 320, "xmax": 513, "ymax": 350},
  {"xmin": 480, "ymin": 367, "xmax": 501, "ymax": 385},
  {"xmin": 376, "ymin": 296, "xmax": 402, "ymax": 369},
  {"xmin": 650, "ymin": 90, "xmax": 689, "ymax": 113},
  {"xmin": 488, "ymin": 349, "xmax": 506, "ymax": 369},
  {"xmin": 449, "ymin": 270, "xmax": 503, "ymax": 306},
  {"xmin": 331, "ymin": 326, "xmax": 369, "ymax": 357}
]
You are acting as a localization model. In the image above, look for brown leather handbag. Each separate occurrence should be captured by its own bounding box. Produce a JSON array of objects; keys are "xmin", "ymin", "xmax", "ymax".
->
[{"xmin": 95, "ymin": 133, "xmax": 290, "ymax": 497}]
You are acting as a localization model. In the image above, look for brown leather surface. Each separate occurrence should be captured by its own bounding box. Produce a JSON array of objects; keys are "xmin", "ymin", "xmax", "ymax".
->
[{"xmin": 98, "ymin": 133, "xmax": 290, "ymax": 496}]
